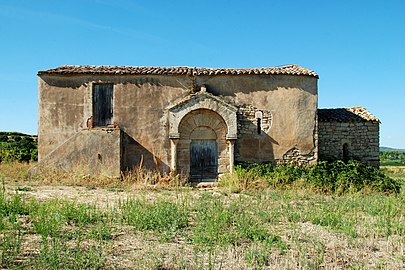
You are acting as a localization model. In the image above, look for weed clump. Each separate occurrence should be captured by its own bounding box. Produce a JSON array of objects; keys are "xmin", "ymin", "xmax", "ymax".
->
[{"xmin": 119, "ymin": 198, "xmax": 189, "ymax": 241}]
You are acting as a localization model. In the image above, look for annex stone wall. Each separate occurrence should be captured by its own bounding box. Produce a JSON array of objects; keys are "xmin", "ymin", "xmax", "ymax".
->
[{"xmin": 318, "ymin": 121, "xmax": 379, "ymax": 166}]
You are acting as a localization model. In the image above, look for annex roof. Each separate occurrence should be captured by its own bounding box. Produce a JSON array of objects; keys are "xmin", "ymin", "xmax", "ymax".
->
[
  {"xmin": 38, "ymin": 64, "xmax": 318, "ymax": 78},
  {"xmin": 318, "ymin": 107, "xmax": 379, "ymax": 123}
]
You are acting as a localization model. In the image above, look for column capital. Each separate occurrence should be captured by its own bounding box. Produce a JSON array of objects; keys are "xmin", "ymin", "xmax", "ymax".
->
[{"xmin": 169, "ymin": 133, "xmax": 180, "ymax": 139}]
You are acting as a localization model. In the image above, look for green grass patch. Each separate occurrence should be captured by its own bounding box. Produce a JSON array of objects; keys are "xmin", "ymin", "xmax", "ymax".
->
[
  {"xmin": 192, "ymin": 192, "xmax": 287, "ymax": 248},
  {"xmin": 381, "ymin": 160, "xmax": 404, "ymax": 166},
  {"xmin": 38, "ymin": 237, "xmax": 105, "ymax": 269},
  {"xmin": 119, "ymin": 197, "xmax": 189, "ymax": 241}
]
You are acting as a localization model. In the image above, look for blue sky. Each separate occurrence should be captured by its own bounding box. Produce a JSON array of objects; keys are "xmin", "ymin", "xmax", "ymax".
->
[{"xmin": 0, "ymin": 0, "xmax": 404, "ymax": 148}]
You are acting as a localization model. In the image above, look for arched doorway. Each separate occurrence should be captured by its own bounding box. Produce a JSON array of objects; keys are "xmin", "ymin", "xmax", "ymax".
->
[
  {"xmin": 168, "ymin": 89, "xmax": 238, "ymax": 181},
  {"xmin": 177, "ymin": 109, "xmax": 227, "ymax": 182}
]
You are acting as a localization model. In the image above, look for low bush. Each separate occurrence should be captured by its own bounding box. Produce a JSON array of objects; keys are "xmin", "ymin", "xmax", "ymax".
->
[{"xmin": 220, "ymin": 160, "xmax": 401, "ymax": 195}]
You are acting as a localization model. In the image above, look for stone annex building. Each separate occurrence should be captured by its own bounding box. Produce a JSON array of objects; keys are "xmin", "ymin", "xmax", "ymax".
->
[{"xmin": 37, "ymin": 64, "xmax": 380, "ymax": 181}]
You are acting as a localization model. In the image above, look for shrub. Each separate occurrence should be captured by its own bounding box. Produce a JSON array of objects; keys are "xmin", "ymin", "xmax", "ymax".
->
[
  {"xmin": 219, "ymin": 160, "xmax": 401, "ymax": 195},
  {"xmin": 307, "ymin": 160, "xmax": 401, "ymax": 195}
]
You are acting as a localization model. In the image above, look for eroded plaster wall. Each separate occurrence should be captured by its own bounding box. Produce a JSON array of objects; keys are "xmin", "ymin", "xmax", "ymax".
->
[
  {"xmin": 39, "ymin": 73, "xmax": 318, "ymax": 175},
  {"xmin": 39, "ymin": 74, "xmax": 192, "ymax": 173},
  {"xmin": 38, "ymin": 76, "xmax": 86, "ymax": 160},
  {"xmin": 38, "ymin": 128, "xmax": 122, "ymax": 177},
  {"xmin": 196, "ymin": 75, "xmax": 318, "ymax": 164}
]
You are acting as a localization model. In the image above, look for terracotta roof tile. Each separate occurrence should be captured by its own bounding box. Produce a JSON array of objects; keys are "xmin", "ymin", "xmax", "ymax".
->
[
  {"xmin": 38, "ymin": 64, "xmax": 318, "ymax": 78},
  {"xmin": 318, "ymin": 107, "xmax": 379, "ymax": 123}
]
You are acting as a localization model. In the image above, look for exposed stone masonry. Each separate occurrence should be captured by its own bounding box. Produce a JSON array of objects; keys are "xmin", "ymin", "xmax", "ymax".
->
[
  {"xmin": 281, "ymin": 147, "xmax": 317, "ymax": 166},
  {"xmin": 318, "ymin": 121, "xmax": 380, "ymax": 166},
  {"xmin": 237, "ymin": 105, "xmax": 272, "ymax": 136}
]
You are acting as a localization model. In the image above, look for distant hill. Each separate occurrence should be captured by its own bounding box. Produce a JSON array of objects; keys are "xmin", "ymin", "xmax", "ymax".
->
[
  {"xmin": 0, "ymin": 132, "xmax": 38, "ymax": 162},
  {"xmin": 0, "ymin": 131, "xmax": 37, "ymax": 137},
  {"xmin": 380, "ymin": 146, "xmax": 405, "ymax": 152}
]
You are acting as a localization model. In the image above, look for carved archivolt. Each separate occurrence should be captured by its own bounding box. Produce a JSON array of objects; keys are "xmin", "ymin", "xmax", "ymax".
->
[{"xmin": 168, "ymin": 90, "xmax": 238, "ymax": 139}]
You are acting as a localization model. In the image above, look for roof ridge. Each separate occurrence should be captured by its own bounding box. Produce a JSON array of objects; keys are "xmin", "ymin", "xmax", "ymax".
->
[
  {"xmin": 55, "ymin": 64, "xmax": 304, "ymax": 69},
  {"xmin": 38, "ymin": 64, "xmax": 319, "ymax": 78}
]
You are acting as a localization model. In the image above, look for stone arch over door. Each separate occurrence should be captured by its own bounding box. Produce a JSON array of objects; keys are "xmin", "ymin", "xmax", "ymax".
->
[
  {"xmin": 177, "ymin": 109, "xmax": 228, "ymax": 180},
  {"xmin": 168, "ymin": 90, "xmax": 238, "ymax": 181}
]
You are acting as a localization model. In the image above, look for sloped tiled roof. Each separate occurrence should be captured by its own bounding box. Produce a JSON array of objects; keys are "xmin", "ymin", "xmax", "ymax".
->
[
  {"xmin": 38, "ymin": 64, "xmax": 318, "ymax": 78},
  {"xmin": 318, "ymin": 107, "xmax": 379, "ymax": 123}
]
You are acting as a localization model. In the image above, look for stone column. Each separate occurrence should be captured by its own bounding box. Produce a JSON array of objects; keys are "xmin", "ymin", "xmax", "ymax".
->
[
  {"xmin": 228, "ymin": 139, "xmax": 235, "ymax": 173},
  {"xmin": 170, "ymin": 138, "xmax": 179, "ymax": 172}
]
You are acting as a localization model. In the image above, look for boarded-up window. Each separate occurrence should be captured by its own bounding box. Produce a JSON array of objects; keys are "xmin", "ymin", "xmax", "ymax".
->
[{"xmin": 93, "ymin": 84, "xmax": 113, "ymax": 127}]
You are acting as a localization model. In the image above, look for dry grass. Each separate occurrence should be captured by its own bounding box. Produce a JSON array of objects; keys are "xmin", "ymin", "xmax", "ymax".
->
[
  {"xmin": 120, "ymin": 165, "xmax": 188, "ymax": 189},
  {"xmin": 0, "ymin": 161, "xmax": 187, "ymax": 191},
  {"xmin": 0, "ymin": 161, "xmax": 32, "ymax": 181},
  {"xmin": 384, "ymin": 165, "xmax": 405, "ymax": 176}
]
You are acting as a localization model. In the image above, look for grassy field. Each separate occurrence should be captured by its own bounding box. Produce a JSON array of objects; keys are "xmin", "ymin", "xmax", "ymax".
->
[{"xmin": 0, "ymin": 163, "xmax": 404, "ymax": 269}]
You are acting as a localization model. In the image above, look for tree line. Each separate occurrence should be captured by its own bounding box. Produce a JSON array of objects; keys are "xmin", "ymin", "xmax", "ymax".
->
[{"xmin": 380, "ymin": 151, "xmax": 405, "ymax": 161}]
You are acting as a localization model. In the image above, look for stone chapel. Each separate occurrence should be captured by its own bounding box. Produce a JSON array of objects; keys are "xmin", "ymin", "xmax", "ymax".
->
[{"xmin": 37, "ymin": 64, "xmax": 380, "ymax": 181}]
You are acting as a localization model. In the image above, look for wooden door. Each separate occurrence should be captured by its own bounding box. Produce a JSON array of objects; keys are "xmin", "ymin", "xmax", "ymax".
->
[
  {"xmin": 190, "ymin": 140, "xmax": 218, "ymax": 182},
  {"xmin": 93, "ymin": 84, "xmax": 113, "ymax": 127}
]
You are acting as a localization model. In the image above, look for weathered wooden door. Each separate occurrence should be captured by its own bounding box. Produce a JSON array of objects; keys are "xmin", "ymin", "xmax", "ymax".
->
[
  {"xmin": 190, "ymin": 140, "xmax": 218, "ymax": 181},
  {"xmin": 93, "ymin": 84, "xmax": 113, "ymax": 127}
]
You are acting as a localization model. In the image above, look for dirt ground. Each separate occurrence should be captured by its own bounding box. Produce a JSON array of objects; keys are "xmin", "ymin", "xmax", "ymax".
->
[{"xmin": 8, "ymin": 182, "xmax": 136, "ymax": 208}]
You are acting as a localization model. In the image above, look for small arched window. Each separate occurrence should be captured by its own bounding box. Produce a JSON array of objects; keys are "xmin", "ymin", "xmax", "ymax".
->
[
  {"xmin": 257, "ymin": 118, "xmax": 262, "ymax": 134},
  {"xmin": 255, "ymin": 111, "xmax": 263, "ymax": 135},
  {"xmin": 343, "ymin": 143, "xmax": 349, "ymax": 161}
]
